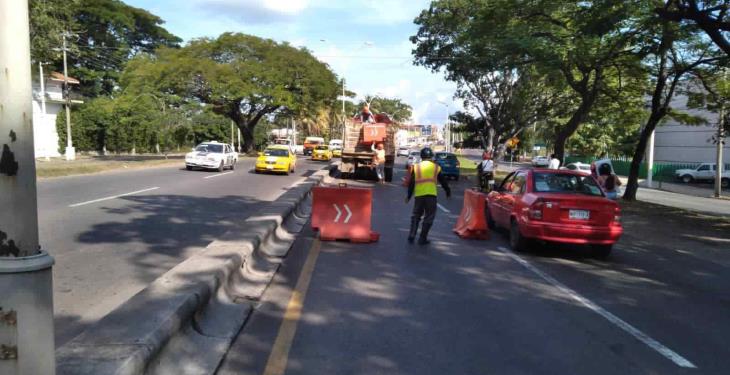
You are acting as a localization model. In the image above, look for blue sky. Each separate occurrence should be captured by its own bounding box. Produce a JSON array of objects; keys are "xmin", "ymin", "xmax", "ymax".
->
[{"xmin": 124, "ymin": 0, "xmax": 461, "ymax": 125}]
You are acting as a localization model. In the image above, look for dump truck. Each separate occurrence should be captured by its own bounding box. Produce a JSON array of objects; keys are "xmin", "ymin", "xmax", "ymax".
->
[{"xmin": 335, "ymin": 114, "xmax": 397, "ymax": 182}]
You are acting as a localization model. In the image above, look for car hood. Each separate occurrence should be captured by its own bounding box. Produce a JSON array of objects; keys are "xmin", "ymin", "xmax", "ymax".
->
[{"xmin": 675, "ymin": 169, "xmax": 694, "ymax": 175}]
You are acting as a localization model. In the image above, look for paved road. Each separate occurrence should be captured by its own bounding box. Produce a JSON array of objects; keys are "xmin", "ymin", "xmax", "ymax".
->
[
  {"xmin": 38, "ymin": 157, "xmax": 327, "ymax": 346},
  {"xmin": 218, "ymin": 160, "xmax": 730, "ymax": 375}
]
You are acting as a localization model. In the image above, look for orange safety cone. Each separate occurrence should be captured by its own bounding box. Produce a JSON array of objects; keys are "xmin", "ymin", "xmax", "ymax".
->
[
  {"xmin": 453, "ymin": 188, "xmax": 490, "ymax": 239},
  {"xmin": 312, "ymin": 185, "xmax": 379, "ymax": 243}
]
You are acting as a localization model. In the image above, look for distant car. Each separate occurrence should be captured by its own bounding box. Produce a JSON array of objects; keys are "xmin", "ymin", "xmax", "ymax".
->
[
  {"xmin": 311, "ymin": 145, "xmax": 333, "ymax": 161},
  {"xmin": 675, "ymin": 163, "xmax": 730, "ymax": 186},
  {"xmin": 255, "ymin": 145, "xmax": 296, "ymax": 175},
  {"xmin": 185, "ymin": 141, "xmax": 238, "ymax": 172},
  {"xmin": 329, "ymin": 139, "xmax": 343, "ymax": 158},
  {"xmin": 303, "ymin": 136, "xmax": 325, "ymax": 156},
  {"xmin": 561, "ymin": 162, "xmax": 592, "ymax": 175},
  {"xmin": 332, "ymin": 148, "xmax": 342, "ymax": 158},
  {"xmin": 406, "ymin": 151, "xmax": 421, "ymax": 170},
  {"xmin": 486, "ymin": 168, "xmax": 622, "ymax": 257},
  {"xmin": 433, "ymin": 152, "xmax": 460, "ymax": 180},
  {"xmin": 397, "ymin": 147, "xmax": 410, "ymax": 157},
  {"xmin": 532, "ymin": 156, "xmax": 550, "ymax": 167}
]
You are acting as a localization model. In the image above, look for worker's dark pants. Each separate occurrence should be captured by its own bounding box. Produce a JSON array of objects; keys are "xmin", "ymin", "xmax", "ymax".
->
[{"xmin": 410, "ymin": 195, "xmax": 437, "ymax": 240}]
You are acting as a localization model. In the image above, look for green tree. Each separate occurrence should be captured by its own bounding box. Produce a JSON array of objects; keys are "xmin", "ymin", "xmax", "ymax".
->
[
  {"xmin": 656, "ymin": 0, "xmax": 730, "ymax": 56},
  {"xmin": 359, "ymin": 95, "xmax": 413, "ymax": 123},
  {"xmin": 121, "ymin": 33, "xmax": 340, "ymax": 152}
]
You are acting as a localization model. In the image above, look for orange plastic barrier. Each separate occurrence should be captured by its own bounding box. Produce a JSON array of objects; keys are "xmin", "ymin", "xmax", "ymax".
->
[
  {"xmin": 363, "ymin": 123, "xmax": 387, "ymax": 143},
  {"xmin": 453, "ymin": 188, "xmax": 490, "ymax": 240},
  {"xmin": 312, "ymin": 185, "xmax": 379, "ymax": 243}
]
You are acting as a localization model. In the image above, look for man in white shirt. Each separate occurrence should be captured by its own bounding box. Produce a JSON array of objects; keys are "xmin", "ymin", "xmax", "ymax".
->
[
  {"xmin": 478, "ymin": 152, "xmax": 495, "ymax": 191},
  {"xmin": 548, "ymin": 154, "xmax": 561, "ymax": 169}
]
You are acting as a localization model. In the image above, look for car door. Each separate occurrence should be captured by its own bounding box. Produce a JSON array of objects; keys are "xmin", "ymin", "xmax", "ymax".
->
[
  {"xmin": 697, "ymin": 164, "xmax": 713, "ymax": 179},
  {"xmin": 491, "ymin": 172, "xmax": 517, "ymax": 226},
  {"xmin": 503, "ymin": 172, "xmax": 527, "ymax": 223}
]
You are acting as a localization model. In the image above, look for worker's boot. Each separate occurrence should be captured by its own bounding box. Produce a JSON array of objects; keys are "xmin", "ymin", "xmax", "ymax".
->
[
  {"xmin": 418, "ymin": 223, "xmax": 432, "ymax": 245},
  {"xmin": 408, "ymin": 218, "xmax": 420, "ymax": 243}
]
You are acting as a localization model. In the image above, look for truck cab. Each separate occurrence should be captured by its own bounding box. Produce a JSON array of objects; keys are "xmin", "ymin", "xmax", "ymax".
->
[{"xmin": 303, "ymin": 137, "xmax": 325, "ymax": 156}]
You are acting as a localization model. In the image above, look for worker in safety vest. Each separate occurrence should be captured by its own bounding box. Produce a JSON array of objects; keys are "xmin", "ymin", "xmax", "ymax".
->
[{"xmin": 406, "ymin": 148, "xmax": 451, "ymax": 244}]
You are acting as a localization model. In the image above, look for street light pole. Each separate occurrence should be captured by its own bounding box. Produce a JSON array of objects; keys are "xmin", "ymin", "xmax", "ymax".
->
[
  {"xmin": 62, "ymin": 32, "xmax": 75, "ymax": 161},
  {"xmin": 0, "ymin": 0, "xmax": 56, "ymax": 373},
  {"xmin": 716, "ymin": 93, "xmax": 725, "ymax": 198}
]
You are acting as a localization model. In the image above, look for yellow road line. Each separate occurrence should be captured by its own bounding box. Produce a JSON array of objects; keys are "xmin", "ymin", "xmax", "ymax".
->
[{"xmin": 262, "ymin": 239, "xmax": 322, "ymax": 375}]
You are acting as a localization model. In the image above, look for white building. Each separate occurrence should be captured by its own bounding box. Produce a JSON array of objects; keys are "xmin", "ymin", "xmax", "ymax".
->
[
  {"xmin": 653, "ymin": 90, "xmax": 729, "ymax": 165},
  {"xmin": 31, "ymin": 72, "xmax": 81, "ymax": 159}
]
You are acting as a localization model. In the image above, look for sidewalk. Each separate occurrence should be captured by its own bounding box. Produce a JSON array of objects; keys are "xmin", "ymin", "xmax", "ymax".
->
[{"xmin": 616, "ymin": 177, "xmax": 730, "ymax": 217}]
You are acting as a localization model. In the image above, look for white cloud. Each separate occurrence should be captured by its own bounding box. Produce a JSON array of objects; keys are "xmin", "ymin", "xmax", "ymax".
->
[{"xmin": 197, "ymin": 0, "xmax": 310, "ymax": 23}]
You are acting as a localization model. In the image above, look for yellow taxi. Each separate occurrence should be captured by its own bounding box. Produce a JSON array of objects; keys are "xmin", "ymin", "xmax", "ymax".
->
[
  {"xmin": 332, "ymin": 148, "xmax": 342, "ymax": 157},
  {"xmin": 311, "ymin": 145, "xmax": 333, "ymax": 161},
  {"xmin": 255, "ymin": 145, "xmax": 296, "ymax": 175}
]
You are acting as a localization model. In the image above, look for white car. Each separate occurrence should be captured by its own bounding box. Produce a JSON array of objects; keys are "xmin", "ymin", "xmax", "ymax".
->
[
  {"xmin": 676, "ymin": 163, "xmax": 730, "ymax": 185},
  {"xmin": 185, "ymin": 141, "xmax": 238, "ymax": 171},
  {"xmin": 532, "ymin": 156, "xmax": 550, "ymax": 167},
  {"xmin": 561, "ymin": 162, "xmax": 592, "ymax": 175},
  {"xmin": 397, "ymin": 147, "xmax": 410, "ymax": 157},
  {"xmin": 406, "ymin": 151, "xmax": 421, "ymax": 169}
]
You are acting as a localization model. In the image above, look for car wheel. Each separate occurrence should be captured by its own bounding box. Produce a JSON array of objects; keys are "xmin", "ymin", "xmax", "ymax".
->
[
  {"xmin": 593, "ymin": 244, "xmax": 613, "ymax": 258},
  {"xmin": 254, "ymin": 169, "xmax": 261, "ymax": 174},
  {"xmin": 230, "ymin": 161, "xmax": 236, "ymax": 170},
  {"xmin": 509, "ymin": 219, "xmax": 529, "ymax": 252},
  {"xmin": 485, "ymin": 205, "xmax": 496, "ymax": 230},
  {"xmin": 217, "ymin": 161, "xmax": 225, "ymax": 172},
  {"xmin": 681, "ymin": 174, "xmax": 693, "ymax": 183},
  {"xmin": 186, "ymin": 165, "xmax": 192, "ymax": 171},
  {"xmin": 722, "ymin": 178, "xmax": 729, "ymax": 189}
]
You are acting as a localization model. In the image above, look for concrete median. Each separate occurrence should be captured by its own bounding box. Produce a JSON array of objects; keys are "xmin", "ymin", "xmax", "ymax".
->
[{"xmin": 56, "ymin": 170, "xmax": 329, "ymax": 375}]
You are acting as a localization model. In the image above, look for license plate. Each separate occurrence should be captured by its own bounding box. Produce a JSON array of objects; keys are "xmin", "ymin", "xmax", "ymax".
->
[
  {"xmin": 569, "ymin": 210, "xmax": 590, "ymax": 220},
  {"xmin": 266, "ymin": 165, "xmax": 274, "ymax": 170}
]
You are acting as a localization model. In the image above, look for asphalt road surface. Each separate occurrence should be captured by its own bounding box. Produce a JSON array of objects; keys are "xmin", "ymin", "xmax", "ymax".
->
[
  {"xmin": 217, "ymin": 158, "xmax": 730, "ymax": 375},
  {"xmin": 38, "ymin": 157, "xmax": 327, "ymax": 346}
]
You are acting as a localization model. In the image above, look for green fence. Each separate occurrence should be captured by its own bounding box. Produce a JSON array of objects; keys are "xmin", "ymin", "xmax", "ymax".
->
[{"xmin": 562, "ymin": 156, "xmax": 720, "ymax": 182}]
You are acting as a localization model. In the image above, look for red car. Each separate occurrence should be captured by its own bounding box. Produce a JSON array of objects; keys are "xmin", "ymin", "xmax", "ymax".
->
[{"xmin": 486, "ymin": 168, "xmax": 622, "ymax": 257}]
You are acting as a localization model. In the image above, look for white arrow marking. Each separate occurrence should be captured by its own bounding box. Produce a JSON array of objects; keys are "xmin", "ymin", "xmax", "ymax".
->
[
  {"xmin": 464, "ymin": 205, "xmax": 473, "ymax": 222},
  {"xmin": 344, "ymin": 204, "xmax": 352, "ymax": 223},
  {"xmin": 333, "ymin": 204, "xmax": 342, "ymax": 223},
  {"xmin": 370, "ymin": 128, "xmax": 378, "ymax": 136}
]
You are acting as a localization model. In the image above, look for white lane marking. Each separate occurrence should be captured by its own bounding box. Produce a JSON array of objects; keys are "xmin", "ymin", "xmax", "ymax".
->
[
  {"xmin": 333, "ymin": 204, "xmax": 342, "ymax": 223},
  {"xmin": 497, "ymin": 246, "xmax": 696, "ymax": 369},
  {"xmin": 204, "ymin": 171, "xmax": 234, "ymax": 179},
  {"xmin": 437, "ymin": 203, "xmax": 451, "ymax": 213},
  {"xmin": 69, "ymin": 187, "xmax": 160, "ymax": 208},
  {"xmin": 344, "ymin": 204, "xmax": 352, "ymax": 224}
]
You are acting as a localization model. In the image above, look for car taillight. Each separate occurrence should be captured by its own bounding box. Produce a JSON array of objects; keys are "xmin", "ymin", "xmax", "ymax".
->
[
  {"xmin": 613, "ymin": 208, "xmax": 621, "ymax": 223},
  {"xmin": 528, "ymin": 199, "xmax": 544, "ymax": 220}
]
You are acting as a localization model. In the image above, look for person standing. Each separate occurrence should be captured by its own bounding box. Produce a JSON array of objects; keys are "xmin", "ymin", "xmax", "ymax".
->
[
  {"xmin": 477, "ymin": 151, "xmax": 494, "ymax": 192},
  {"xmin": 360, "ymin": 104, "xmax": 375, "ymax": 123},
  {"xmin": 372, "ymin": 142, "xmax": 386, "ymax": 184},
  {"xmin": 406, "ymin": 148, "xmax": 451, "ymax": 244},
  {"xmin": 597, "ymin": 163, "xmax": 622, "ymax": 200},
  {"xmin": 548, "ymin": 154, "xmax": 561, "ymax": 169}
]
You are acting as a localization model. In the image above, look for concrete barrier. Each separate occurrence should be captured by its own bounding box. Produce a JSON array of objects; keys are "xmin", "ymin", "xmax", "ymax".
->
[{"xmin": 56, "ymin": 170, "xmax": 329, "ymax": 375}]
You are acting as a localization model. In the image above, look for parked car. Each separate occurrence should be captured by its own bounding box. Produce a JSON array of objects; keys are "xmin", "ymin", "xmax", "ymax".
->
[
  {"xmin": 433, "ymin": 152, "xmax": 460, "ymax": 180},
  {"xmin": 561, "ymin": 162, "xmax": 592, "ymax": 175},
  {"xmin": 255, "ymin": 145, "xmax": 296, "ymax": 175},
  {"xmin": 185, "ymin": 141, "xmax": 238, "ymax": 172},
  {"xmin": 532, "ymin": 156, "xmax": 550, "ymax": 167},
  {"xmin": 397, "ymin": 147, "xmax": 410, "ymax": 157},
  {"xmin": 406, "ymin": 151, "xmax": 421, "ymax": 170},
  {"xmin": 303, "ymin": 136, "xmax": 325, "ymax": 156},
  {"xmin": 329, "ymin": 139, "xmax": 343, "ymax": 157},
  {"xmin": 486, "ymin": 168, "xmax": 622, "ymax": 257},
  {"xmin": 312, "ymin": 145, "xmax": 333, "ymax": 161},
  {"xmin": 675, "ymin": 163, "xmax": 730, "ymax": 187}
]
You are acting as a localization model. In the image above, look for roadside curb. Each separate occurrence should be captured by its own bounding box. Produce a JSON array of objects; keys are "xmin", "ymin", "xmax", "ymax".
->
[{"xmin": 56, "ymin": 170, "xmax": 329, "ymax": 375}]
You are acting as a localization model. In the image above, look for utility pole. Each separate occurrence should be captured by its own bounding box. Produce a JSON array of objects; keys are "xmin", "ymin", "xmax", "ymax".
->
[
  {"xmin": 715, "ymin": 96, "xmax": 725, "ymax": 198},
  {"xmin": 230, "ymin": 120, "xmax": 235, "ymax": 149},
  {"xmin": 0, "ymin": 0, "xmax": 56, "ymax": 374},
  {"xmin": 61, "ymin": 32, "xmax": 75, "ymax": 161},
  {"xmin": 39, "ymin": 62, "xmax": 50, "ymax": 161},
  {"xmin": 647, "ymin": 129, "xmax": 655, "ymax": 188}
]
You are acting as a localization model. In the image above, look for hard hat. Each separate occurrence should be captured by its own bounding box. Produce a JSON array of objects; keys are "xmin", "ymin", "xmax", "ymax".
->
[{"xmin": 420, "ymin": 148, "xmax": 434, "ymax": 160}]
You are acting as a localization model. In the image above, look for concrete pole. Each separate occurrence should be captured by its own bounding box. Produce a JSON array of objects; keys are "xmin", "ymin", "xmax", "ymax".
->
[
  {"xmin": 237, "ymin": 128, "xmax": 242, "ymax": 153},
  {"xmin": 647, "ymin": 129, "xmax": 655, "ymax": 188},
  {"xmin": 0, "ymin": 0, "xmax": 56, "ymax": 373},
  {"xmin": 62, "ymin": 32, "xmax": 75, "ymax": 161},
  {"xmin": 230, "ymin": 120, "xmax": 235, "ymax": 149},
  {"xmin": 39, "ymin": 62, "xmax": 50, "ymax": 161},
  {"xmin": 715, "ymin": 100, "xmax": 725, "ymax": 198}
]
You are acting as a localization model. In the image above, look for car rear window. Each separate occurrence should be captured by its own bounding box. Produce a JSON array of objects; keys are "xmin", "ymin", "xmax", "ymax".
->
[
  {"xmin": 435, "ymin": 153, "xmax": 456, "ymax": 161},
  {"xmin": 533, "ymin": 173, "xmax": 603, "ymax": 196},
  {"xmin": 315, "ymin": 146, "xmax": 328, "ymax": 150},
  {"xmin": 264, "ymin": 149, "xmax": 288, "ymax": 157}
]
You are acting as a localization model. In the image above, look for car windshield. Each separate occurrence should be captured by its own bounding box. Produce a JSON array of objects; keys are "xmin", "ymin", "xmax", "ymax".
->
[
  {"xmin": 315, "ymin": 146, "xmax": 328, "ymax": 150},
  {"xmin": 533, "ymin": 172, "xmax": 603, "ymax": 196},
  {"xmin": 264, "ymin": 149, "xmax": 288, "ymax": 157},
  {"xmin": 196, "ymin": 144, "xmax": 223, "ymax": 153}
]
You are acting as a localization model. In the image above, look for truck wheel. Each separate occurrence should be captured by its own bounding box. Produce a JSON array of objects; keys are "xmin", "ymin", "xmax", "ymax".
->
[
  {"xmin": 681, "ymin": 174, "xmax": 693, "ymax": 183},
  {"xmin": 385, "ymin": 167, "xmax": 393, "ymax": 182}
]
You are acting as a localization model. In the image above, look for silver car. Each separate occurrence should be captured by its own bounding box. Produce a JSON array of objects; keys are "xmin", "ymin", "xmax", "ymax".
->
[{"xmin": 406, "ymin": 151, "xmax": 421, "ymax": 169}]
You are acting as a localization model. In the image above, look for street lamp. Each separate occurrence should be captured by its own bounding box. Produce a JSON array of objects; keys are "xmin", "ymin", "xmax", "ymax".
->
[{"xmin": 437, "ymin": 100, "xmax": 450, "ymax": 152}]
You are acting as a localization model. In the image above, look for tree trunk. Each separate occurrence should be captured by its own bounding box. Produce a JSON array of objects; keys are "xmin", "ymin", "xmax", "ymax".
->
[
  {"xmin": 238, "ymin": 122, "xmax": 255, "ymax": 153},
  {"xmin": 622, "ymin": 122, "xmax": 653, "ymax": 201},
  {"xmin": 553, "ymin": 94, "xmax": 595, "ymax": 163}
]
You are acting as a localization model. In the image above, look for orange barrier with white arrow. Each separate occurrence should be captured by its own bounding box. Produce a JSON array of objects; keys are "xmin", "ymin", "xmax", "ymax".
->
[
  {"xmin": 363, "ymin": 123, "xmax": 386, "ymax": 144},
  {"xmin": 453, "ymin": 188, "xmax": 490, "ymax": 240},
  {"xmin": 311, "ymin": 185, "xmax": 379, "ymax": 243}
]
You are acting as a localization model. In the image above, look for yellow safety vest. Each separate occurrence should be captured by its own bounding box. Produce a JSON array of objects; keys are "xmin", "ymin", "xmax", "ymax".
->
[{"xmin": 414, "ymin": 161, "xmax": 440, "ymax": 197}]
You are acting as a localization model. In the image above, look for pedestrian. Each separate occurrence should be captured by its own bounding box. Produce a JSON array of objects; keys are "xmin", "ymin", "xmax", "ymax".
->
[
  {"xmin": 477, "ymin": 151, "xmax": 495, "ymax": 192},
  {"xmin": 597, "ymin": 163, "xmax": 622, "ymax": 200},
  {"xmin": 372, "ymin": 142, "xmax": 386, "ymax": 184},
  {"xmin": 406, "ymin": 148, "xmax": 451, "ymax": 245},
  {"xmin": 360, "ymin": 104, "xmax": 375, "ymax": 123},
  {"xmin": 548, "ymin": 154, "xmax": 561, "ymax": 169}
]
